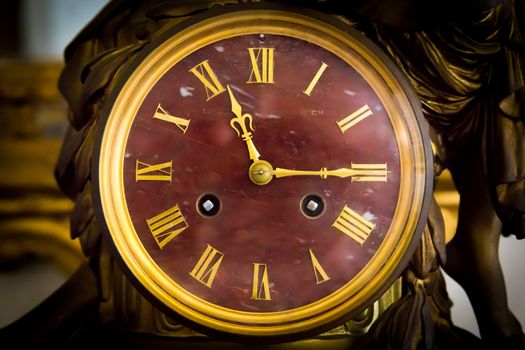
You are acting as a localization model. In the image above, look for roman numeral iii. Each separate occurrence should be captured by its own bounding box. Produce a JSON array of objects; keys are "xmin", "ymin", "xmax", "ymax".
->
[
  {"xmin": 146, "ymin": 204, "xmax": 188, "ymax": 249},
  {"xmin": 189, "ymin": 60, "xmax": 225, "ymax": 100},
  {"xmin": 332, "ymin": 205, "xmax": 375, "ymax": 245},
  {"xmin": 153, "ymin": 104, "xmax": 190, "ymax": 134},
  {"xmin": 189, "ymin": 244, "xmax": 224, "ymax": 288},
  {"xmin": 251, "ymin": 263, "xmax": 271, "ymax": 300},
  {"xmin": 351, "ymin": 163, "xmax": 388, "ymax": 182},
  {"xmin": 247, "ymin": 48, "xmax": 275, "ymax": 84},
  {"xmin": 337, "ymin": 104, "xmax": 373, "ymax": 133},
  {"xmin": 135, "ymin": 160, "xmax": 173, "ymax": 182}
]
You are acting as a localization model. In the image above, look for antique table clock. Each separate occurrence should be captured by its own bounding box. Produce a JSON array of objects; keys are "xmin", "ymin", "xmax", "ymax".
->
[{"xmin": 93, "ymin": 5, "xmax": 433, "ymax": 340}]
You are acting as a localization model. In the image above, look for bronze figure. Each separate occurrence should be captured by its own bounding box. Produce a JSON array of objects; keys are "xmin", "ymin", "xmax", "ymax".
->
[{"xmin": 351, "ymin": 1, "xmax": 525, "ymax": 348}]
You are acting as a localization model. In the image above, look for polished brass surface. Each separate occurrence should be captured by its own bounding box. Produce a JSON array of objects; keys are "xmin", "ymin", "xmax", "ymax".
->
[
  {"xmin": 434, "ymin": 170, "xmax": 460, "ymax": 244},
  {"xmin": 249, "ymin": 160, "xmax": 273, "ymax": 185}
]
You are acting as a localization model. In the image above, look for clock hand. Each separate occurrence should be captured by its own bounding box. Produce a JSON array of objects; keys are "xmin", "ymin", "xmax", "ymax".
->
[
  {"xmin": 248, "ymin": 160, "xmax": 388, "ymax": 185},
  {"xmin": 273, "ymin": 167, "xmax": 351, "ymax": 179},
  {"xmin": 227, "ymin": 85, "xmax": 261, "ymax": 162}
]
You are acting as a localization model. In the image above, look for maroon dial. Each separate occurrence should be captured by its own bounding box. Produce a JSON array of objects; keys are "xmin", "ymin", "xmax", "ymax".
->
[
  {"xmin": 124, "ymin": 33, "xmax": 399, "ymax": 312},
  {"xmin": 96, "ymin": 9, "xmax": 431, "ymax": 338}
]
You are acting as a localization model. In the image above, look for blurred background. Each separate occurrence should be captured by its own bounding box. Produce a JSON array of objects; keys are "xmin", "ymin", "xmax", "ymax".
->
[{"xmin": 0, "ymin": 0, "xmax": 523, "ymax": 340}]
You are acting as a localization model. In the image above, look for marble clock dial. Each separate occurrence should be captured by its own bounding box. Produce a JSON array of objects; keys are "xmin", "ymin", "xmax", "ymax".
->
[
  {"xmin": 123, "ymin": 33, "xmax": 399, "ymax": 312},
  {"xmin": 96, "ymin": 9, "xmax": 431, "ymax": 337}
]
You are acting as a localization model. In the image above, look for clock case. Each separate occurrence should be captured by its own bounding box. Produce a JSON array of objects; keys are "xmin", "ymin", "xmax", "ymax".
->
[{"xmin": 89, "ymin": 2, "xmax": 434, "ymax": 343}]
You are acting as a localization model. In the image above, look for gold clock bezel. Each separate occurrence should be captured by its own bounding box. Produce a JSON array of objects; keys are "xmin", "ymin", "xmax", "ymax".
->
[{"xmin": 95, "ymin": 8, "xmax": 432, "ymax": 338}]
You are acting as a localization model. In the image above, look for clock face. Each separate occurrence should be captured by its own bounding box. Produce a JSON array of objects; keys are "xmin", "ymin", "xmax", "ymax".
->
[{"xmin": 96, "ymin": 9, "xmax": 432, "ymax": 338}]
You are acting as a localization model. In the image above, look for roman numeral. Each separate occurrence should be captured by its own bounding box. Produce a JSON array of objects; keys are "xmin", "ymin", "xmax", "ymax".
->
[
  {"xmin": 247, "ymin": 48, "xmax": 275, "ymax": 84},
  {"xmin": 189, "ymin": 60, "xmax": 225, "ymax": 100},
  {"xmin": 351, "ymin": 163, "xmax": 388, "ymax": 182},
  {"xmin": 337, "ymin": 104, "xmax": 373, "ymax": 133},
  {"xmin": 135, "ymin": 160, "xmax": 173, "ymax": 182},
  {"xmin": 251, "ymin": 263, "xmax": 271, "ymax": 300},
  {"xmin": 309, "ymin": 249, "xmax": 330, "ymax": 284},
  {"xmin": 153, "ymin": 104, "xmax": 190, "ymax": 134},
  {"xmin": 146, "ymin": 204, "xmax": 188, "ymax": 249},
  {"xmin": 332, "ymin": 205, "xmax": 375, "ymax": 245},
  {"xmin": 303, "ymin": 62, "xmax": 329, "ymax": 96},
  {"xmin": 189, "ymin": 244, "xmax": 224, "ymax": 288}
]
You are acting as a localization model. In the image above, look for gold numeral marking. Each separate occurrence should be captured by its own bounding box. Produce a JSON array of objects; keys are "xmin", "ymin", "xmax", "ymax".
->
[
  {"xmin": 247, "ymin": 48, "xmax": 275, "ymax": 84},
  {"xmin": 189, "ymin": 244, "xmax": 224, "ymax": 288},
  {"xmin": 309, "ymin": 249, "xmax": 330, "ymax": 284},
  {"xmin": 351, "ymin": 163, "xmax": 388, "ymax": 182},
  {"xmin": 153, "ymin": 104, "xmax": 190, "ymax": 134},
  {"xmin": 332, "ymin": 205, "xmax": 375, "ymax": 245},
  {"xmin": 189, "ymin": 60, "xmax": 225, "ymax": 100},
  {"xmin": 303, "ymin": 62, "xmax": 329, "ymax": 96},
  {"xmin": 146, "ymin": 204, "xmax": 188, "ymax": 249},
  {"xmin": 337, "ymin": 104, "xmax": 373, "ymax": 133},
  {"xmin": 251, "ymin": 263, "xmax": 271, "ymax": 300},
  {"xmin": 135, "ymin": 160, "xmax": 173, "ymax": 182}
]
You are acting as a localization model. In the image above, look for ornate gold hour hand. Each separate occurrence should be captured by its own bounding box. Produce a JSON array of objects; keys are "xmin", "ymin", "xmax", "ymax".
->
[
  {"xmin": 227, "ymin": 85, "xmax": 261, "ymax": 162},
  {"xmin": 248, "ymin": 160, "xmax": 388, "ymax": 185}
]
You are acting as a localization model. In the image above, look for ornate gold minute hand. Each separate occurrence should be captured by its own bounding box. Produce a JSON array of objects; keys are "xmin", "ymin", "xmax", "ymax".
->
[
  {"xmin": 227, "ymin": 85, "xmax": 261, "ymax": 162},
  {"xmin": 248, "ymin": 160, "xmax": 388, "ymax": 186}
]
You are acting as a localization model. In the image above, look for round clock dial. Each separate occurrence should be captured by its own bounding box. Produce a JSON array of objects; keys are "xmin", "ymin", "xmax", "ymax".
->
[{"xmin": 95, "ymin": 8, "xmax": 432, "ymax": 338}]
